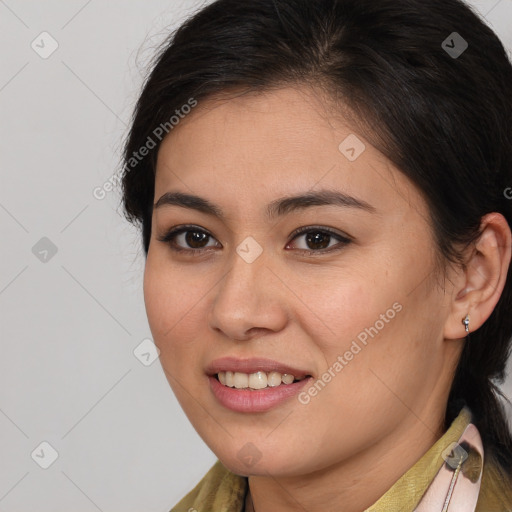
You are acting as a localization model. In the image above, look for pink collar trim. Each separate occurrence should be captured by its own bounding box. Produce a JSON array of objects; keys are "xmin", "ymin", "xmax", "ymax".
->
[{"xmin": 414, "ymin": 422, "xmax": 484, "ymax": 511}]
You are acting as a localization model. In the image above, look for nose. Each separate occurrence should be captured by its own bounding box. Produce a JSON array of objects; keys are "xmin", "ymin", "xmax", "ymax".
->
[{"xmin": 207, "ymin": 246, "xmax": 289, "ymax": 341}]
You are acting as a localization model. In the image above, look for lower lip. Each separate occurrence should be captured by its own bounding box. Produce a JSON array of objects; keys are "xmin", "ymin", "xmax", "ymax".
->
[{"xmin": 208, "ymin": 375, "xmax": 312, "ymax": 412}]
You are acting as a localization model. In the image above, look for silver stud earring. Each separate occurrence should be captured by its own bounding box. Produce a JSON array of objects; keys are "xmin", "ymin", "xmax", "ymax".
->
[{"xmin": 462, "ymin": 314, "xmax": 470, "ymax": 333}]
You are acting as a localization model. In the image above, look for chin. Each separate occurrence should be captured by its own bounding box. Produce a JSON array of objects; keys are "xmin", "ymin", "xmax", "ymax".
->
[{"xmin": 216, "ymin": 449, "xmax": 310, "ymax": 479}]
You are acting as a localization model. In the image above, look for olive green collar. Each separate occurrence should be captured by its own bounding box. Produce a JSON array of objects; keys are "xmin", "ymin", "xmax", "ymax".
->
[{"xmin": 364, "ymin": 407, "xmax": 472, "ymax": 511}]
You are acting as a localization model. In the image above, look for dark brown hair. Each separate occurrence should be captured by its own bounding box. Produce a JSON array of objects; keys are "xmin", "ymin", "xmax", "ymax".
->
[{"xmin": 120, "ymin": 0, "xmax": 512, "ymax": 474}]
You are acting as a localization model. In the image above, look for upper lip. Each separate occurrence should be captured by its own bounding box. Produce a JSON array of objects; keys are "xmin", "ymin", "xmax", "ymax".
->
[{"xmin": 206, "ymin": 357, "xmax": 312, "ymax": 378}]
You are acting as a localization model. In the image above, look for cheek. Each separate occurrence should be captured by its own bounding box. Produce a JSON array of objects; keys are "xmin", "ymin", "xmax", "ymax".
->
[
  {"xmin": 294, "ymin": 265, "xmax": 395, "ymax": 352},
  {"xmin": 311, "ymin": 287, "xmax": 439, "ymax": 430},
  {"xmin": 297, "ymin": 257, "xmax": 431, "ymax": 394},
  {"xmin": 143, "ymin": 256, "xmax": 206, "ymax": 358},
  {"xmin": 143, "ymin": 258, "xmax": 211, "ymax": 412}
]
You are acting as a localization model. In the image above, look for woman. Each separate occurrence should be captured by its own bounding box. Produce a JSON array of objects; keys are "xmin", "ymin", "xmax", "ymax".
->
[{"xmin": 120, "ymin": 0, "xmax": 512, "ymax": 509}]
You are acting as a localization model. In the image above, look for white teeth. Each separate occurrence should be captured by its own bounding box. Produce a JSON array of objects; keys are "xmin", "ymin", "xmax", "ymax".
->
[
  {"xmin": 281, "ymin": 373, "xmax": 294, "ymax": 385},
  {"xmin": 234, "ymin": 372, "xmax": 249, "ymax": 389},
  {"xmin": 267, "ymin": 371, "xmax": 281, "ymax": 387},
  {"xmin": 216, "ymin": 370, "xmax": 306, "ymax": 390},
  {"xmin": 249, "ymin": 371, "xmax": 267, "ymax": 389}
]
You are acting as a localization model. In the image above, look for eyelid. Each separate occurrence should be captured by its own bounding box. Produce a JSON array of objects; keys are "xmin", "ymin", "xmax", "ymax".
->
[
  {"xmin": 285, "ymin": 225, "xmax": 352, "ymax": 255},
  {"xmin": 157, "ymin": 224, "xmax": 352, "ymax": 255},
  {"xmin": 156, "ymin": 224, "xmax": 221, "ymax": 253},
  {"xmin": 288, "ymin": 225, "xmax": 353, "ymax": 242}
]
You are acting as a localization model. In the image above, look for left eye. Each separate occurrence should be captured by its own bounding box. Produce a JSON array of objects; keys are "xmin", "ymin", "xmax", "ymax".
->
[
  {"xmin": 287, "ymin": 227, "xmax": 351, "ymax": 253},
  {"xmin": 157, "ymin": 225, "xmax": 351, "ymax": 255}
]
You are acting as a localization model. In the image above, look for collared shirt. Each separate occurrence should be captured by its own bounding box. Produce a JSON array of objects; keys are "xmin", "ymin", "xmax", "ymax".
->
[{"xmin": 170, "ymin": 407, "xmax": 512, "ymax": 511}]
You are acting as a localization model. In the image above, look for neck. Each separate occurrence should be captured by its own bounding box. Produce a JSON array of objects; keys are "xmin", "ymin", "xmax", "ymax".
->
[{"xmin": 246, "ymin": 410, "xmax": 445, "ymax": 512}]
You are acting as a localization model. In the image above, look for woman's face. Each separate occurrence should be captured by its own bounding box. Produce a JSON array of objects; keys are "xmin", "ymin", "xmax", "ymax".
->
[{"xmin": 144, "ymin": 86, "xmax": 461, "ymax": 477}]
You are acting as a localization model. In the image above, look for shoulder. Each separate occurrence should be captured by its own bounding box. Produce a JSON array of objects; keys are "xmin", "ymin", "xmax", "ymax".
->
[{"xmin": 169, "ymin": 459, "xmax": 247, "ymax": 512}]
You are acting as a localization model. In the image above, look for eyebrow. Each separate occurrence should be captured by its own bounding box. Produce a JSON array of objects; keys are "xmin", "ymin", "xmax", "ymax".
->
[{"xmin": 153, "ymin": 189, "xmax": 377, "ymax": 219}]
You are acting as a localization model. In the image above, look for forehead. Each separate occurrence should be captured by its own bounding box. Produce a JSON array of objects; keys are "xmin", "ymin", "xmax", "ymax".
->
[{"xmin": 154, "ymin": 86, "xmax": 427, "ymax": 223}]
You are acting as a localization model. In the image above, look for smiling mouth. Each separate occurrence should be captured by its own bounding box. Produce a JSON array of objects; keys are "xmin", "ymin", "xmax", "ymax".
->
[{"xmin": 215, "ymin": 370, "xmax": 310, "ymax": 391}]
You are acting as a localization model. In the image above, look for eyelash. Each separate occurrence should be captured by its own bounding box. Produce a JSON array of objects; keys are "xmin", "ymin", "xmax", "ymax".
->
[{"xmin": 156, "ymin": 224, "xmax": 352, "ymax": 257}]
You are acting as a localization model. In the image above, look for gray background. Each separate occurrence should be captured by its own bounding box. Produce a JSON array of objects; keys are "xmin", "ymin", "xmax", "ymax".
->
[{"xmin": 1, "ymin": 1, "xmax": 511, "ymax": 510}]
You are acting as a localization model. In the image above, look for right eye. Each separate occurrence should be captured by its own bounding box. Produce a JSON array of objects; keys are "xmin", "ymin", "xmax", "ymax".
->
[{"xmin": 157, "ymin": 225, "xmax": 222, "ymax": 255}]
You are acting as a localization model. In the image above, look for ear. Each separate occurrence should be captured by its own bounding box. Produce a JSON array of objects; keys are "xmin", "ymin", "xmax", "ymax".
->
[{"xmin": 444, "ymin": 212, "xmax": 512, "ymax": 339}]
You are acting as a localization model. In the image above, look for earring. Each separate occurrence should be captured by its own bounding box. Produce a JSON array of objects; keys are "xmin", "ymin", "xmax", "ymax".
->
[{"xmin": 462, "ymin": 314, "xmax": 470, "ymax": 333}]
